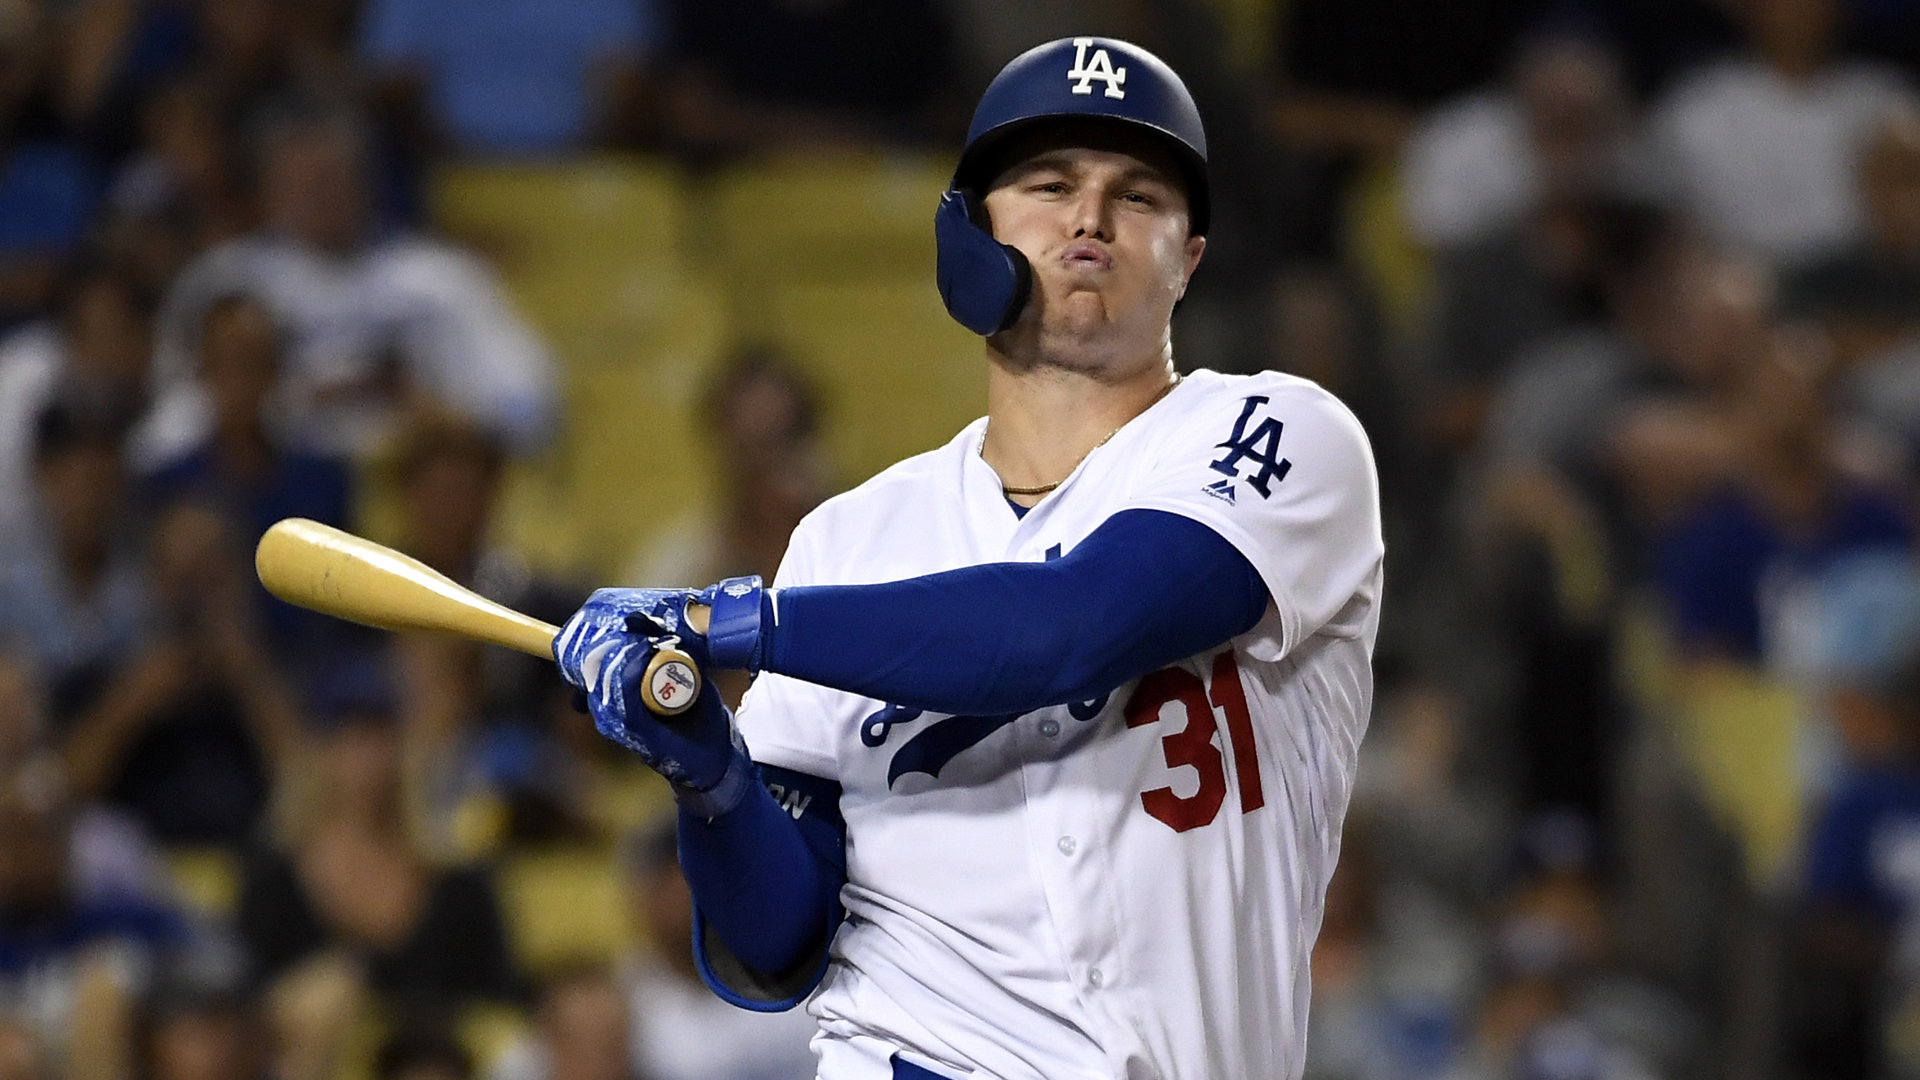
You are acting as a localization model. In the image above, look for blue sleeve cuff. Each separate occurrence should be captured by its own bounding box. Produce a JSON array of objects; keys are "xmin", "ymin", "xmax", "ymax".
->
[
  {"xmin": 673, "ymin": 733, "xmax": 757, "ymax": 819},
  {"xmin": 685, "ymin": 765, "xmax": 846, "ymax": 1010},
  {"xmin": 703, "ymin": 576, "xmax": 767, "ymax": 671},
  {"xmin": 692, "ymin": 906, "xmax": 836, "ymax": 1012}
]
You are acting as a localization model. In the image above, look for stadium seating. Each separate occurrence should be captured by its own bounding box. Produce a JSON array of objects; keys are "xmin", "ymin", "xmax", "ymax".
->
[{"xmin": 427, "ymin": 154, "xmax": 990, "ymax": 577}]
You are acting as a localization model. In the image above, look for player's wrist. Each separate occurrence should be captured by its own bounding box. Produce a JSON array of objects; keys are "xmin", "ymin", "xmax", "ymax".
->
[
  {"xmin": 700, "ymin": 576, "xmax": 766, "ymax": 671},
  {"xmin": 673, "ymin": 730, "xmax": 756, "ymax": 819}
]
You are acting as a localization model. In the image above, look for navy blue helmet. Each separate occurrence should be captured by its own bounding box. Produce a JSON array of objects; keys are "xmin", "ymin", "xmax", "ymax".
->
[{"xmin": 936, "ymin": 37, "xmax": 1210, "ymax": 336}]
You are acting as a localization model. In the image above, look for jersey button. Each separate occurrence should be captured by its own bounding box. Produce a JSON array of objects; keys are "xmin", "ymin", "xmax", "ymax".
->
[
  {"xmin": 1088, "ymin": 968, "xmax": 1104, "ymax": 989},
  {"xmin": 1057, "ymin": 836, "xmax": 1077, "ymax": 856},
  {"xmin": 1039, "ymin": 719, "xmax": 1061, "ymax": 738}
]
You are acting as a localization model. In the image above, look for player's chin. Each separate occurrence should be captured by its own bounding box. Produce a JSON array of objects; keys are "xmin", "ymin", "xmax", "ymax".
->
[{"xmin": 1039, "ymin": 291, "xmax": 1115, "ymax": 335}]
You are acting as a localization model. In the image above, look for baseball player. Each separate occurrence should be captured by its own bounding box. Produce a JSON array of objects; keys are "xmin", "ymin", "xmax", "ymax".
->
[{"xmin": 554, "ymin": 36, "xmax": 1383, "ymax": 1080}]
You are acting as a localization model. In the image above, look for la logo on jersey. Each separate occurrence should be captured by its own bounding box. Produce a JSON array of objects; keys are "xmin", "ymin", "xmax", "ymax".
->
[
  {"xmin": 1209, "ymin": 395, "xmax": 1293, "ymax": 499},
  {"xmin": 1067, "ymin": 38, "xmax": 1127, "ymax": 99}
]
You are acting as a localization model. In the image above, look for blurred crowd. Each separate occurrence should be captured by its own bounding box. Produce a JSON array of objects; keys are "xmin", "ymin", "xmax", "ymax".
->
[{"xmin": 4, "ymin": 0, "xmax": 1920, "ymax": 1078}]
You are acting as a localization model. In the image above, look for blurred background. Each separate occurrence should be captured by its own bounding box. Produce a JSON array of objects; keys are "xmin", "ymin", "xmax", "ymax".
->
[{"xmin": 3, "ymin": 0, "xmax": 1920, "ymax": 1077}]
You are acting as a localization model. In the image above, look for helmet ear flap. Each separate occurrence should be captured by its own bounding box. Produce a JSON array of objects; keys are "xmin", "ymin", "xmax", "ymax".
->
[
  {"xmin": 935, "ymin": 188, "xmax": 1034, "ymax": 337},
  {"xmin": 962, "ymin": 187, "xmax": 994, "ymax": 229}
]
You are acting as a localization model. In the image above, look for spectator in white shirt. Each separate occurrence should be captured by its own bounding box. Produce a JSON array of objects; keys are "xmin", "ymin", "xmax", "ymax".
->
[
  {"xmin": 1403, "ymin": 32, "xmax": 1650, "ymax": 249},
  {"xmin": 1652, "ymin": 0, "xmax": 1918, "ymax": 266},
  {"xmin": 152, "ymin": 106, "xmax": 556, "ymax": 462},
  {"xmin": 0, "ymin": 262, "xmax": 157, "ymax": 556}
]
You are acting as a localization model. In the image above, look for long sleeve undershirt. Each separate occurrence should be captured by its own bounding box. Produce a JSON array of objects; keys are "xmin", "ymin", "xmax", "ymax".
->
[
  {"xmin": 684, "ymin": 508, "xmax": 1271, "ymax": 990},
  {"xmin": 763, "ymin": 508, "xmax": 1271, "ymax": 716}
]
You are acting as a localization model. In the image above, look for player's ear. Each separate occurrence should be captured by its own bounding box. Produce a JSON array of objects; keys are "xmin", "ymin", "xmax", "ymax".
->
[{"xmin": 1178, "ymin": 234, "xmax": 1206, "ymax": 298}]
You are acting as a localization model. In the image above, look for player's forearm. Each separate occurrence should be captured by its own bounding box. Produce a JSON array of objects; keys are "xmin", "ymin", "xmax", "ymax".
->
[
  {"xmin": 678, "ymin": 771, "xmax": 843, "ymax": 980},
  {"xmin": 762, "ymin": 509, "xmax": 1269, "ymax": 716}
]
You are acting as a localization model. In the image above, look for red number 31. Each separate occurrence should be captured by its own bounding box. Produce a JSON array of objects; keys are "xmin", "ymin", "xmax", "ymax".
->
[{"xmin": 1123, "ymin": 651, "xmax": 1266, "ymax": 833}]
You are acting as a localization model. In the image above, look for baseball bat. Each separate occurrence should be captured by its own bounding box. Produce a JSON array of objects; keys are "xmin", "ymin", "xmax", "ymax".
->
[{"xmin": 254, "ymin": 518, "xmax": 703, "ymax": 716}]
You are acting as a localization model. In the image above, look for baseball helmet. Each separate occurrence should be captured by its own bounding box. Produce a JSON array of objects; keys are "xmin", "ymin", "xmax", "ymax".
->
[{"xmin": 935, "ymin": 36, "xmax": 1210, "ymax": 336}]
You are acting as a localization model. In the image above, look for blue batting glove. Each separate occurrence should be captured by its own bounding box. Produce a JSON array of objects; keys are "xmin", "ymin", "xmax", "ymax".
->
[
  {"xmin": 553, "ymin": 577, "xmax": 767, "ymax": 673},
  {"xmin": 552, "ymin": 583, "xmax": 764, "ymax": 816}
]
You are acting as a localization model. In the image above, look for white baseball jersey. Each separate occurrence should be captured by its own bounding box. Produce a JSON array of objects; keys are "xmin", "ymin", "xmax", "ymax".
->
[{"xmin": 735, "ymin": 368, "xmax": 1383, "ymax": 1080}]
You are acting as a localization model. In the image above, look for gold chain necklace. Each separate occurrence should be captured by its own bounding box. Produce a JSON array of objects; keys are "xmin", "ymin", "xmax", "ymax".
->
[
  {"xmin": 997, "ymin": 375, "xmax": 1182, "ymax": 498},
  {"xmin": 1001, "ymin": 426, "xmax": 1119, "ymax": 495}
]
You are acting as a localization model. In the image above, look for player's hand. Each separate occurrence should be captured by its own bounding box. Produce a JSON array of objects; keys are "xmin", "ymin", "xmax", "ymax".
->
[
  {"xmin": 553, "ymin": 589, "xmax": 731, "ymax": 777},
  {"xmin": 553, "ymin": 587, "xmax": 760, "ymax": 815},
  {"xmin": 554, "ymin": 577, "xmax": 766, "ymax": 674}
]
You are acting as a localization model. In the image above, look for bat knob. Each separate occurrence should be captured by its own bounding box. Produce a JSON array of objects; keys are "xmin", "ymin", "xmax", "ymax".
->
[{"xmin": 640, "ymin": 647, "xmax": 702, "ymax": 716}]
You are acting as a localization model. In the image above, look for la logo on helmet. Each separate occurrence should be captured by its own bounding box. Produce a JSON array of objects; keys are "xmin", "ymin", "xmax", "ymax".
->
[{"xmin": 1067, "ymin": 38, "xmax": 1127, "ymax": 99}]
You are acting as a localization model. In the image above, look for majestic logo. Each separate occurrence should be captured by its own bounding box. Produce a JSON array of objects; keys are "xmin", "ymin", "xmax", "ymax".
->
[
  {"xmin": 1203, "ymin": 478, "xmax": 1237, "ymax": 505},
  {"xmin": 1067, "ymin": 38, "xmax": 1127, "ymax": 99},
  {"xmin": 1209, "ymin": 395, "xmax": 1292, "ymax": 499}
]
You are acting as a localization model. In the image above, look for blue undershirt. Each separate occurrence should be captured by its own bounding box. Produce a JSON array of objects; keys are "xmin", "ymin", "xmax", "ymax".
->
[
  {"xmin": 680, "ymin": 508, "xmax": 1270, "ymax": 999},
  {"xmin": 765, "ymin": 508, "xmax": 1270, "ymax": 715}
]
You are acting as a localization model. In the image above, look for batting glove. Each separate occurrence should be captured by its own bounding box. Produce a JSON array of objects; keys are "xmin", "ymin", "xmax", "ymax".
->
[
  {"xmin": 553, "ymin": 579, "xmax": 765, "ymax": 816},
  {"xmin": 556, "ymin": 577, "xmax": 766, "ymax": 672}
]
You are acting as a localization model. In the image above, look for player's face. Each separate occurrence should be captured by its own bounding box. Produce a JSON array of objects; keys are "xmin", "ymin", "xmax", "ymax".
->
[{"xmin": 982, "ymin": 133, "xmax": 1205, "ymax": 373}]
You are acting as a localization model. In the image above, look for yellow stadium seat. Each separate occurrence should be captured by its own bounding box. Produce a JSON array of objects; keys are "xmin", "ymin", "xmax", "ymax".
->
[
  {"xmin": 163, "ymin": 846, "xmax": 240, "ymax": 918},
  {"xmin": 707, "ymin": 153, "xmax": 951, "ymax": 285},
  {"xmin": 423, "ymin": 155, "xmax": 986, "ymax": 575},
  {"xmin": 765, "ymin": 280, "xmax": 986, "ymax": 484},
  {"xmin": 1345, "ymin": 159, "xmax": 1432, "ymax": 335},
  {"xmin": 458, "ymin": 1002, "xmax": 533, "ymax": 1075},
  {"xmin": 427, "ymin": 159, "xmax": 733, "ymax": 577},
  {"xmin": 555, "ymin": 350, "xmax": 723, "ymax": 571},
  {"xmin": 301, "ymin": 982, "xmax": 531, "ymax": 1080},
  {"xmin": 497, "ymin": 847, "xmax": 632, "ymax": 974},
  {"xmin": 1670, "ymin": 662, "xmax": 1806, "ymax": 884},
  {"xmin": 1620, "ymin": 597, "xmax": 1807, "ymax": 885},
  {"xmin": 587, "ymin": 762, "xmax": 675, "ymax": 840},
  {"xmin": 433, "ymin": 157, "xmax": 690, "ymax": 279},
  {"xmin": 328, "ymin": 1002, "xmax": 384, "ymax": 1080},
  {"xmin": 430, "ymin": 157, "xmax": 720, "ymax": 379}
]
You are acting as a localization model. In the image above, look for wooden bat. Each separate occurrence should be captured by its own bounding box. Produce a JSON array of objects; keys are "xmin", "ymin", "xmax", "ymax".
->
[{"xmin": 254, "ymin": 518, "xmax": 702, "ymax": 716}]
